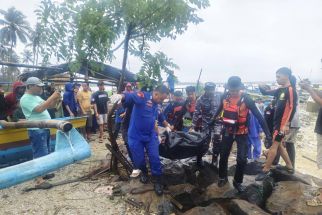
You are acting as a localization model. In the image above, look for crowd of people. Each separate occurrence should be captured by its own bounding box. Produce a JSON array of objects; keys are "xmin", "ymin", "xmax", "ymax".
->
[{"xmin": 1, "ymin": 66, "xmax": 321, "ymax": 202}]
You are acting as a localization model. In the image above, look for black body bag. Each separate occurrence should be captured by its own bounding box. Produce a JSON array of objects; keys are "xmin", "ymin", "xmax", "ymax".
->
[{"xmin": 159, "ymin": 130, "xmax": 211, "ymax": 160}]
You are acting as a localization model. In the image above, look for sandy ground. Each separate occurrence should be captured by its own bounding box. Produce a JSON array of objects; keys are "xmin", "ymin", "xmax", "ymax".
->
[
  {"xmin": 0, "ymin": 104, "xmax": 321, "ymax": 214},
  {"xmin": 0, "ymin": 134, "xmax": 135, "ymax": 215}
]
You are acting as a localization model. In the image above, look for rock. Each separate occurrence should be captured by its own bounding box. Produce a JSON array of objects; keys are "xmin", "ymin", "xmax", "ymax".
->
[
  {"xmin": 228, "ymin": 199, "xmax": 270, "ymax": 215},
  {"xmin": 194, "ymin": 162, "xmax": 219, "ymax": 188},
  {"xmin": 201, "ymin": 179, "xmax": 237, "ymax": 202},
  {"xmin": 183, "ymin": 202, "xmax": 226, "ymax": 215},
  {"xmin": 266, "ymin": 181, "xmax": 322, "ymax": 215},
  {"xmin": 168, "ymin": 184, "xmax": 196, "ymax": 196},
  {"xmin": 240, "ymin": 177, "xmax": 274, "ymax": 208},
  {"xmin": 271, "ymin": 168, "xmax": 311, "ymax": 185}
]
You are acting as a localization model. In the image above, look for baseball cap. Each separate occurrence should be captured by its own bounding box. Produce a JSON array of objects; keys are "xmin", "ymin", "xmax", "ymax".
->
[
  {"xmin": 204, "ymin": 82, "xmax": 216, "ymax": 90},
  {"xmin": 126, "ymin": 82, "xmax": 132, "ymax": 87},
  {"xmin": 25, "ymin": 77, "xmax": 44, "ymax": 86}
]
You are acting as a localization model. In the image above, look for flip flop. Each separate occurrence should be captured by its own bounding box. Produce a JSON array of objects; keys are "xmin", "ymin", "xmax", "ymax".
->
[
  {"xmin": 276, "ymin": 165, "xmax": 294, "ymax": 174},
  {"xmin": 307, "ymin": 196, "xmax": 322, "ymax": 207}
]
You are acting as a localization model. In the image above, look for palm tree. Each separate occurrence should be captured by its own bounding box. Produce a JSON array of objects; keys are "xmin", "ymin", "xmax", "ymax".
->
[
  {"xmin": 0, "ymin": 44, "xmax": 9, "ymax": 61},
  {"xmin": 0, "ymin": 49, "xmax": 20, "ymax": 81},
  {"xmin": 21, "ymin": 49, "xmax": 33, "ymax": 64},
  {"xmin": 28, "ymin": 23, "xmax": 43, "ymax": 65},
  {"xmin": 0, "ymin": 7, "xmax": 32, "ymax": 58}
]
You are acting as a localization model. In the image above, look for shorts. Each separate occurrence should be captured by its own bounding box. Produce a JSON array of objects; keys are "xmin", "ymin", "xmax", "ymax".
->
[
  {"xmin": 98, "ymin": 114, "xmax": 108, "ymax": 125},
  {"xmin": 84, "ymin": 111, "xmax": 93, "ymax": 128}
]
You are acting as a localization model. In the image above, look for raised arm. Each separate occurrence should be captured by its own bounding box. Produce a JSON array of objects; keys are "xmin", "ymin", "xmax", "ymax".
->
[{"xmin": 259, "ymin": 85, "xmax": 277, "ymax": 97}]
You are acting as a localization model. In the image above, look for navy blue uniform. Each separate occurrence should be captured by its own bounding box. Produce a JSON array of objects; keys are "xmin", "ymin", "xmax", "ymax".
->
[{"xmin": 123, "ymin": 91, "xmax": 162, "ymax": 176}]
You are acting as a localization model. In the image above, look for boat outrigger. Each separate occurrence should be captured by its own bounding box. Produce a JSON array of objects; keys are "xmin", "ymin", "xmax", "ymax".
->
[
  {"xmin": 0, "ymin": 117, "xmax": 87, "ymax": 167},
  {"xmin": 0, "ymin": 118, "xmax": 91, "ymax": 189}
]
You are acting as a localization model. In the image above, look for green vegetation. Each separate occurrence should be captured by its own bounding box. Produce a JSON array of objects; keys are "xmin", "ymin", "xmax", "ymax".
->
[{"xmin": 0, "ymin": 0, "xmax": 209, "ymax": 86}]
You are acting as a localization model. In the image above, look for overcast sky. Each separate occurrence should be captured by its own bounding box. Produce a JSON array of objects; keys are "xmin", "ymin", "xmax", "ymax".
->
[{"xmin": 2, "ymin": 0, "xmax": 322, "ymax": 83}]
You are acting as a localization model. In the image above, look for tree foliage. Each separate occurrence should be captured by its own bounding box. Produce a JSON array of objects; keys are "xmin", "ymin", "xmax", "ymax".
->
[
  {"xmin": 110, "ymin": 0, "xmax": 209, "ymax": 90},
  {"xmin": 0, "ymin": 7, "xmax": 32, "ymax": 52},
  {"xmin": 31, "ymin": 0, "xmax": 209, "ymax": 85},
  {"xmin": 35, "ymin": 0, "xmax": 118, "ymax": 69},
  {"xmin": 137, "ymin": 51, "xmax": 179, "ymax": 86}
]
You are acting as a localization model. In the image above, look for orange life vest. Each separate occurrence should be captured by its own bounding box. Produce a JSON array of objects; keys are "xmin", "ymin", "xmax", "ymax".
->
[{"xmin": 222, "ymin": 94, "xmax": 249, "ymax": 135}]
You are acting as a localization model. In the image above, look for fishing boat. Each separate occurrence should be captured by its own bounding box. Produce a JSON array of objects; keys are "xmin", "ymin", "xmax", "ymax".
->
[
  {"xmin": 0, "ymin": 120, "xmax": 91, "ymax": 189},
  {"xmin": 0, "ymin": 117, "xmax": 87, "ymax": 168}
]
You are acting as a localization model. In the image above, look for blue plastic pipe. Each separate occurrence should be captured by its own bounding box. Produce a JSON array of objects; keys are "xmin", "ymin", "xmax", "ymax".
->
[{"xmin": 0, "ymin": 128, "xmax": 91, "ymax": 189}]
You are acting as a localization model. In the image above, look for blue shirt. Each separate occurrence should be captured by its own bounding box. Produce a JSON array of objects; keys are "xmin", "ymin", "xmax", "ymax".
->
[
  {"xmin": 248, "ymin": 112, "xmax": 262, "ymax": 138},
  {"xmin": 123, "ymin": 91, "xmax": 158, "ymax": 141},
  {"xmin": 115, "ymin": 106, "xmax": 125, "ymax": 123}
]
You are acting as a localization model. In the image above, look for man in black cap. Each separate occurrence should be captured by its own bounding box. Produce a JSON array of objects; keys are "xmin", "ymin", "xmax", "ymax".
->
[{"xmin": 212, "ymin": 76, "xmax": 272, "ymax": 193}]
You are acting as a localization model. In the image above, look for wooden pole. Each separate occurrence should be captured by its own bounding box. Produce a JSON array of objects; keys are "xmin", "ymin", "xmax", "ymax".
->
[
  {"xmin": 196, "ymin": 68, "xmax": 202, "ymax": 96},
  {"xmin": 0, "ymin": 120, "xmax": 73, "ymax": 132}
]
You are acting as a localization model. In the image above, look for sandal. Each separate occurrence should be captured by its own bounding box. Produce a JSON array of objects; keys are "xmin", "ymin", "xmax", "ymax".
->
[
  {"xmin": 276, "ymin": 165, "xmax": 294, "ymax": 174},
  {"xmin": 307, "ymin": 196, "xmax": 322, "ymax": 207}
]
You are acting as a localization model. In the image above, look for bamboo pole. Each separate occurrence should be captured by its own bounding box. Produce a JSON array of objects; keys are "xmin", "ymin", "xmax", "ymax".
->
[{"xmin": 0, "ymin": 120, "xmax": 73, "ymax": 132}]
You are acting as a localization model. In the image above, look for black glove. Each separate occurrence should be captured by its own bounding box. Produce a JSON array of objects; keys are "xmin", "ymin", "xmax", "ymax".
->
[{"xmin": 264, "ymin": 136, "xmax": 273, "ymax": 149}]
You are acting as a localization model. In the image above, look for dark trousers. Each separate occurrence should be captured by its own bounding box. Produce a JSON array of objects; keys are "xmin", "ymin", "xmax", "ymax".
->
[
  {"xmin": 212, "ymin": 123, "xmax": 223, "ymax": 157},
  {"xmin": 219, "ymin": 134, "xmax": 248, "ymax": 183},
  {"xmin": 114, "ymin": 122, "xmax": 121, "ymax": 139}
]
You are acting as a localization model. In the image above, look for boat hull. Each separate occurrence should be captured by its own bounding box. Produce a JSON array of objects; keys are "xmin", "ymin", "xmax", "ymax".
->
[{"xmin": 0, "ymin": 117, "xmax": 87, "ymax": 167}]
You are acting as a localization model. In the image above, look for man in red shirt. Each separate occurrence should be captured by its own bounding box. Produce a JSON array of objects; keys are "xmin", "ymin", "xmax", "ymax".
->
[{"xmin": 5, "ymin": 81, "xmax": 25, "ymax": 121}]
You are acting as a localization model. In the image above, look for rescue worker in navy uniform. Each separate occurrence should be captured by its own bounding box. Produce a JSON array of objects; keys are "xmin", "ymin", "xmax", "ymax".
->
[
  {"xmin": 110, "ymin": 85, "xmax": 169, "ymax": 196},
  {"xmin": 212, "ymin": 76, "xmax": 272, "ymax": 193},
  {"xmin": 192, "ymin": 82, "xmax": 222, "ymax": 166}
]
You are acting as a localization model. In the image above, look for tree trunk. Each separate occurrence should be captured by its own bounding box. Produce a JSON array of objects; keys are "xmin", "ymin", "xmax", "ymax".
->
[
  {"xmin": 117, "ymin": 25, "xmax": 133, "ymax": 94},
  {"xmin": 109, "ymin": 25, "xmax": 133, "ymax": 173}
]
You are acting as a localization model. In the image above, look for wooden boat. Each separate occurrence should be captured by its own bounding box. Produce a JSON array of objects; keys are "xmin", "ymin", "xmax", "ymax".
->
[{"xmin": 0, "ymin": 117, "xmax": 87, "ymax": 167}]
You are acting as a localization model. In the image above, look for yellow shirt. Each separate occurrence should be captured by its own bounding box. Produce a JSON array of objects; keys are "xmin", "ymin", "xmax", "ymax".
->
[{"xmin": 77, "ymin": 91, "xmax": 92, "ymax": 112}]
